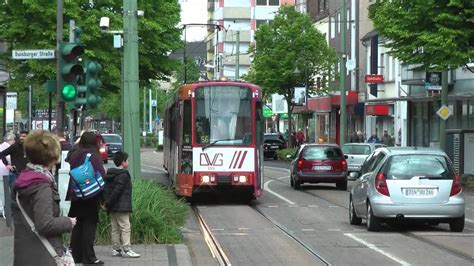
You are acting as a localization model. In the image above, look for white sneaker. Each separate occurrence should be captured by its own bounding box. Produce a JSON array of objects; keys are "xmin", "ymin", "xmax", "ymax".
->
[
  {"xmin": 122, "ymin": 249, "xmax": 140, "ymax": 258},
  {"xmin": 112, "ymin": 249, "xmax": 122, "ymax": 257}
]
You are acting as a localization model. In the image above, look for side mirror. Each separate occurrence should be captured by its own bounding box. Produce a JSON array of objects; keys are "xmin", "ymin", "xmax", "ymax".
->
[{"xmin": 349, "ymin": 172, "xmax": 359, "ymax": 180}]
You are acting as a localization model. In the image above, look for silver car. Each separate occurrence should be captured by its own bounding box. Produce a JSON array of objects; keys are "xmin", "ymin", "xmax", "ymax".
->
[
  {"xmin": 349, "ymin": 147, "xmax": 465, "ymax": 232},
  {"xmin": 342, "ymin": 143, "xmax": 385, "ymax": 174}
]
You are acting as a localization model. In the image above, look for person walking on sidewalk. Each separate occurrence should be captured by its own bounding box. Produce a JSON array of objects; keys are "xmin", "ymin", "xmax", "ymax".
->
[
  {"xmin": 0, "ymin": 130, "xmax": 29, "ymax": 189},
  {"xmin": 104, "ymin": 151, "xmax": 140, "ymax": 258},
  {"xmin": 0, "ymin": 133, "xmax": 15, "ymax": 218},
  {"xmin": 66, "ymin": 131, "xmax": 105, "ymax": 264},
  {"xmin": 12, "ymin": 130, "xmax": 76, "ymax": 265}
]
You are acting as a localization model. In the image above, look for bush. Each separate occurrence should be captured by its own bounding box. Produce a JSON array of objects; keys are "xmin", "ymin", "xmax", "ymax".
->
[
  {"xmin": 277, "ymin": 148, "xmax": 297, "ymax": 161},
  {"xmin": 141, "ymin": 134, "xmax": 158, "ymax": 148},
  {"xmin": 96, "ymin": 179, "xmax": 188, "ymax": 244}
]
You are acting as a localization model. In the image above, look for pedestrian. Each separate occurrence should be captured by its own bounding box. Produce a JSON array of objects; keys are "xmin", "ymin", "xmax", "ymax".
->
[
  {"xmin": 367, "ymin": 133, "xmax": 380, "ymax": 143},
  {"xmin": 296, "ymin": 128, "xmax": 305, "ymax": 147},
  {"xmin": 104, "ymin": 151, "xmax": 140, "ymax": 258},
  {"xmin": 0, "ymin": 133, "xmax": 15, "ymax": 218},
  {"xmin": 0, "ymin": 130, "xmax": 29, "ymax": 189},
  {"xmin": 12, "ymin": 130, "xmax": 76, "ymax": 265},
  {"xmin": 356, "ymin": 131, "xmax": 365, "ymax": 143},
  {"xmin": 349, "ymin": 131, "xmax": 359, "ymax": 143},
  {"xmin": 66, "ymin": 131, "xmax": 105, "ymax": 264},
  {"xmin": 382, "ymin": 130, "xmax": 394, "ymax": 146}
]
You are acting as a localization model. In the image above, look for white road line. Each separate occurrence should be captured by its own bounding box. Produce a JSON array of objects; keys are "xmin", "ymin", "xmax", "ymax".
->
[
  {"xmin": 264, "ymin": 180, "xmax": 295, "ymax": 205},
  {"xmin": 413, "ymin": 232, "xmax": 474, "ymax": 236},
  {"xmin": 465, "ymin": 218, "xmax": 474, "ymax": 223},
  {"xmin": 344, "ymin": 233, "xmax": 411, "ymax": 266},
  {"xmin": 328, "ymin": 229, "xmax": 341, "ymax": 231},
  {"xmin": 302, "ymin": 229, "xmax": 315, "ymax": 232},
  {"xmin": 277, "ymin": 176, "xmax": 289, "ymax": 180},
  {"xmin": 308, "ymin": 205, "xmax": 319, "ymax": 208},
  {"xmin": 264, "ymin": 166, "xmax": 291, "ymax": 174}
]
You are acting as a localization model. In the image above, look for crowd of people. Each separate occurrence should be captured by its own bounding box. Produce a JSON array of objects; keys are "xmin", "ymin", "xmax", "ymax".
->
[{"xmin": 0, "ymin": 129, "xmax": 140, "ymax": 265}]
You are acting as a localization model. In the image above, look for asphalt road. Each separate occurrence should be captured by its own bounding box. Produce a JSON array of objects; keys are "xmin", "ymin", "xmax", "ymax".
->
[{"xmin": 140, "ymin": 150, "xmax": 474, "ymax": 266}]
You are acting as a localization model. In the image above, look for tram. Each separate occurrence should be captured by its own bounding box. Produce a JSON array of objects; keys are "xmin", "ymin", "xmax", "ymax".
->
[{"xmin": 163, "ymin": 80, "xmax": 264, "ymax": 200}]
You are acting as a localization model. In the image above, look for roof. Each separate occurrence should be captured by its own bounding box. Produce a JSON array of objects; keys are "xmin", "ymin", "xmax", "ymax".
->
[{"xmin": 381, "ymin": 146, "xmax": 445, "ymax": 155}]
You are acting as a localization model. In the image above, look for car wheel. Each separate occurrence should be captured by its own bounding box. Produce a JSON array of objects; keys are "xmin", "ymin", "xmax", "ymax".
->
[
  {"xmin": 349, "ymin": 197, "xmax": 362, "ymax": 225},
  {"xmin": 449, "ymin": 215, "xmax": 464, "ymax": 232},
  {"xmin": 336, "ymin": 181, "xmax": 347, "ymax": 190},
  {"xmin": 366, "ymin": 202, "xmax": 381, "ymax": 231},
  {"xmin": 293, "ymin": 176, "xmax": 301, "ymax": 190}
]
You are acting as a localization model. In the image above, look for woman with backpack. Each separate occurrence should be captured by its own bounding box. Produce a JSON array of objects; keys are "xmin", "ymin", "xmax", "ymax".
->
[{"xmin": 66, "ymin": 131, "xmax": 106, "ymax": 264}]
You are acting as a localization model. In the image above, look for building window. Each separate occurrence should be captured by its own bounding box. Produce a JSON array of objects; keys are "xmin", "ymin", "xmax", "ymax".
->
[
  {"xmin": 256, "ymin": 19, "xmax": 272, "ymax": 29},
  {"xmin": 337, "ymin": 13, "xmax": 341, "ymax": 33},
  {"xmin": 330, "ymin": 16, "xmax": 335, "ymax": 39},
  {"xmin": 257, "ymin": 0, "xmax": 279, "ymax": 6}
]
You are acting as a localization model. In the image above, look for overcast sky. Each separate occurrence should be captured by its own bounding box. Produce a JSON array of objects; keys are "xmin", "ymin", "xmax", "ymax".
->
[{"xmin": 179, "ymin": 0, "xmax": 208, "ymax": 42}]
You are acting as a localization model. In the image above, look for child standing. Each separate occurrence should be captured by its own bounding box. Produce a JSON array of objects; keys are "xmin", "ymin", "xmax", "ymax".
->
[{"xmin": 104, "ymin": 151, "xmax": 140, "ymax": 258}]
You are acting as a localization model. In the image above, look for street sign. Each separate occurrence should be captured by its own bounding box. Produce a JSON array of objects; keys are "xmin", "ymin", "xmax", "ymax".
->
[
  {"xmin": 12, "ymin": 49, "xmax": 55, "ymax": 59},
  {"xmin": 346, "ymin": 59, "xmax": 355, "ymax": 71},
  {"xmin": 6, "ymin": 92, "xmax": 17, "ymax": 110},
  {"xmin": 365, "ymin": 74, "xmax": 384, "ymax": 84},
  {"xmin": 436, "ymin": 105, "xmax": 453, "ymax": 120}
]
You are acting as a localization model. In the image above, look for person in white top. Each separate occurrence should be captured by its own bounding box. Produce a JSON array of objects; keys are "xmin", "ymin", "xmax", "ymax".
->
[{"xmin": 0, "ymin": 133, "xmax": 15, "ymax": 218}]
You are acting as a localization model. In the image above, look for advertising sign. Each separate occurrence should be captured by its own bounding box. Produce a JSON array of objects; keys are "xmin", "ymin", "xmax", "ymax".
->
[{"xmin": 365, "ymin": 74, "xmax": 384, "ymax": 84}]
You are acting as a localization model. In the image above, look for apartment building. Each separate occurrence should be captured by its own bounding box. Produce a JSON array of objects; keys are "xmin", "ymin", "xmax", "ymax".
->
[{"xmin": 207, "ymin": 0, "xmax": 295, "ymax": 80}]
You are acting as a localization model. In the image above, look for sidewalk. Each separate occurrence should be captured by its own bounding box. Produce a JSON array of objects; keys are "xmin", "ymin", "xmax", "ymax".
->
[{"xmin": 0, "ymin": 218, "xmax": 192, "ymax": 266}]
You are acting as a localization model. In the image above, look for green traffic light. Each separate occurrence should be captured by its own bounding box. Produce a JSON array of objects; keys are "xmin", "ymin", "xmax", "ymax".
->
[{"xmin": 61, "ymin": 84, "xmax": 77, "ymax": 101}]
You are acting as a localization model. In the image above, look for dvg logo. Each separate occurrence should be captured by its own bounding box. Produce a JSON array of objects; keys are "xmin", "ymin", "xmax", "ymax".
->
[{"xmin": 200, "ymin": 153, "xmax": 224, "ymax": 166}]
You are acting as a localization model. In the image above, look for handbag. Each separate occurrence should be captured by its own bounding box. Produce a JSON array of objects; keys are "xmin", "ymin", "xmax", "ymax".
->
[
  {"xmin": 69, "ymin": 153, "xmax": 105, "ymax": 199},
  {"xmin": 16, "ymin": 193, "xmax": 75, "ymax": 266}
]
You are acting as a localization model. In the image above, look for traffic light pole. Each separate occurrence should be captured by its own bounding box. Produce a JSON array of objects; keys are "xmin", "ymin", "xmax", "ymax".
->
[
  {"xmin": 56, "ymin": 0, "xmax": 64, "ymax": 132},
  {"xmin": 123, "ymin": 0, "xmax": 141, "ymax": 179}
]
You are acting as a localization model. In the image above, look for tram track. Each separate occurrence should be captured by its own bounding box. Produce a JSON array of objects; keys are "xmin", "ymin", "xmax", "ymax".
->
[
  {"xmin": 191, "ymin": 205, "xmax": 232, "ymax": 266},
  {"xmin": 263, "ymin": 166, "xmax": 474, "ymax": 263}
]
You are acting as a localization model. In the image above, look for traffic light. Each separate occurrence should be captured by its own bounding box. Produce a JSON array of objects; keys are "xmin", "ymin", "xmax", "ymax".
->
[
  {"xmin": 84, "ymin": 60, "xmax": 102, "ymax": 108},
  {"xmin": 59, "ymin": 42, "xmax": 84, "ymax": 102}
]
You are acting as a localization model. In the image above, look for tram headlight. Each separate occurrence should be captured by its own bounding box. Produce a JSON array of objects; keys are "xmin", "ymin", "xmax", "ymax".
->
[
  {"xmin": 239, "ymin": 175, "xmax": 247, "ymax": 183},
  {"xmin": 202, "ymin": 175, "xmax": 210, "ymax": 183}
]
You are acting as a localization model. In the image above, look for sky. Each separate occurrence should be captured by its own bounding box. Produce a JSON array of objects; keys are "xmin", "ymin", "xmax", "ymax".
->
[{"xmin": 179, "ymin": 0, "xmax": 208, "ymax": 42}]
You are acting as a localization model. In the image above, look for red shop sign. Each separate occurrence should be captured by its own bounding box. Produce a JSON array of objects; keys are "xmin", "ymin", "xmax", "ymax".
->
[{"xmin": 365, "ymin": 74, "xmax": 384, "ymax": 84}]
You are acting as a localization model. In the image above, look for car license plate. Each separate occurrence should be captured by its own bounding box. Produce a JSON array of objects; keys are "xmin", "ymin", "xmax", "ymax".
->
[
  {"xmin": 313, "ymin": 165, "xmax": 332, "ymax": 171},
  {"xmin": 271, "ymin": 145, "xmax": 279, "ymax": 149},
  {"xmin": 403, "ymin": 188, "xmax": 436, "ymax": 197}
]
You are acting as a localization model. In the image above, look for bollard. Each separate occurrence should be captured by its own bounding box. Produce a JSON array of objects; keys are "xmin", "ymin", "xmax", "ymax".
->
[{"xmin": 2, "ymin": 175, "xmax": 12, "ymax": 227}]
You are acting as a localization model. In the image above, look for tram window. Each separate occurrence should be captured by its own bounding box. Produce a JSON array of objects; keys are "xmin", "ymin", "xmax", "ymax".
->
[
  {"xmin": 256, "ymin": 101, "xmax": 263, "ymax": 145},
  {"xmin": 183, "ymin": 100, "xmax": 191, "ymax": 145}
]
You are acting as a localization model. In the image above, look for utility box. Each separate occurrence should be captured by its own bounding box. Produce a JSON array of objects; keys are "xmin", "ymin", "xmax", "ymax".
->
[{"xmin": 446, "ymin": 129, "xmax": 474, "ymax": 176}]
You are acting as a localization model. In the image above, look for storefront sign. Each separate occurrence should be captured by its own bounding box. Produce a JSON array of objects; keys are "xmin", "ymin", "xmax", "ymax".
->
[
  {"xmin": 365, "ymin": 74, "xmax": 384, "ymax": 84},
  {"xmin": 366, "ymin": 104, "xmax": 390, "ymax": 116}
]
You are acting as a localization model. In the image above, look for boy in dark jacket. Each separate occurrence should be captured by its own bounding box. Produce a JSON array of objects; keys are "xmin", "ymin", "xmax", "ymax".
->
[{"xmin": 104, "ymin": 151, "xmax": 140, "ymax": 258}]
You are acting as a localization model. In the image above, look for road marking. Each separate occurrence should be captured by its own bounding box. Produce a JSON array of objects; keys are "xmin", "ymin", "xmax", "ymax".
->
[
  {"xmin": 308, "ymin": 205, "xmax": 319, "ymax": 208},
  {"xmin": 264, "ymin": 180, "xmax": 295, "ymax": 205},
  {"xmin": 328, "ymin": 229, "xmax": 341, "ymax": 231},
  {"xmin": 302, "ymin": 229, "xmax": 315, "ymax": 232},
  {"xmin": 278, "ymin": 176, "xmax": 288, "ymax": 180},
  {"xmin": 238, "ymin": 228, "xmax": 250, "ymax": 231},
  {"xmin": 211, "ymin": 228, "xmax": 224, "ymax": 231},
  {"xmin": 264, "ymin": 166, "xmax": 291, "ymax": 174},
  {"xmin": 328, "ymin": 205, "xmax": 339, "ymax": 208},
  {"xmin": 267, "ymin": 205, "xmax": 278, "ymax": 208},
  {"xmin": 465, "ymin": 218, "xmax": 474, "ymax": 223},
  {"xmin": 345, "ymin": 233, "xmax": 411, "ymax": 266},
  {"xmin": 413, "ymin": 232, "xmax": 474, "ymax": 236}
]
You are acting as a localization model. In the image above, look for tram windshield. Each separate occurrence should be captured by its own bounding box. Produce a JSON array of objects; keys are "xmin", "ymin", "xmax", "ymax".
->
[{"xmin": 195, "ymin": 86, "xmax": 253, "ymax": 146}]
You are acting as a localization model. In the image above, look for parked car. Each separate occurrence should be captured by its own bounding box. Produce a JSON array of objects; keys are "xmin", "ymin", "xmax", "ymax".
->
[
  {"xmin": 102, "ymin": 133, "xmax": 123, "ymax": 157},
  {"xmin": 263, "ymin": 133, "xmax": 286, "ymax": 160},
  {"xmin": 349, "ymin": 147, "xmax": 465, "ymax": 232},
  {"xmin": 290, "ymin": 144, "xmax": 348, "ymax": 190},
  {"xmin": 342, "ymin": 143, "xmax": 385, "ymax": 176}
]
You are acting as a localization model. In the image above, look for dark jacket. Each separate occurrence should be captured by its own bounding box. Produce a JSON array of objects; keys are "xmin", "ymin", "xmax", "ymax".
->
[
  {"xmin": 66, "ymin": 147, "xmax": 105, "ymax": 218},
  {"xmin": 0, "ymin": 142, "xmax": 28, "ymax": 173},
  {"xmin": 104, "ymin": 168, "xmax": 133, "ymax": 213},
  {"xmin": 12, "ymin": 169, "xmax": 72, "ymax": 266}
]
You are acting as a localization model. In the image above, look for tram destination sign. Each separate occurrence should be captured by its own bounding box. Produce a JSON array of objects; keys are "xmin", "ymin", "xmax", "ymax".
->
[{"xmin": 12, "ymin": 49, "xmax": 55, "ymax": 60}]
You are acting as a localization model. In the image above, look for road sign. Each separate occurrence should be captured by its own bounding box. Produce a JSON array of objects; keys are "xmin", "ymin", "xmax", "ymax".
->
[
  {"xmin": 436, "ymin": 105, "xmax": 453, "ymax": 120},
  {"xmin": 346, "ymin": 59, "xmax": 355, "ymax": 71},
  {"xmin": 365, "ymin": 74, "xmax": 384, "ymax": 84},
  {"xmin": 6, "ymin": 92, "xmax": 17, "ymax": 110},
  {"xmin": 12, "ymin": 49, "xmax": 55, "ymax": 59}
]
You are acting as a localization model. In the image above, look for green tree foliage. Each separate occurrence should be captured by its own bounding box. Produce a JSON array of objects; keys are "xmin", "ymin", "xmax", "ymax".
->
[
  {"xmin": 171, "ymin": 58, "xmax": 201, "ymax": 90},
  {"xmin": 0, "ymin": 0, "xmax": 182, "ymax": 118},
  {"xmin": 245, "ymin": 5, "xmax": 337, "ymax": 146},
  {"xmin": 369, "ymin": 0, "xmax": 474, "ymax": 70}
]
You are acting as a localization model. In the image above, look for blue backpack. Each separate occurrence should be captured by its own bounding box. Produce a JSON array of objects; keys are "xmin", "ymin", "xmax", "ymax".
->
[{"xmin": 69, "ymin": 153, "xmax": 105, "ymax": 199}]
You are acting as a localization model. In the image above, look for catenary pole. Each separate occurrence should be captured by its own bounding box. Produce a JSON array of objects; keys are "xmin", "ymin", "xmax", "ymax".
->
[
  {"xmin": 339, "ymin": 0, "xmax": 347, "ymax": 146},
  {"xmin": 123, "ymin": 0, "xmax": 141, "ymax": 179},
  {"xmin": 56, "ymin": 0, "xmax": 64, "ymax": 133}
]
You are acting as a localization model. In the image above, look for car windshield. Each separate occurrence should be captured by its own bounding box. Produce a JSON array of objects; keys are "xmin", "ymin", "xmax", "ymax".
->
[
  {"xmin": 303, "ymin": 147, "xmax": 343, "ymax": 160},
  {"xmin": 385, "ymin": 154, "xmax": 454, "ymax": 180},
  {"xmin": 264, "ymin": 134, "xmax": 282, "ymax": 141},
  {"xmin": 103, "ymin": 135, "xmax": 122, "ymax": 143},
  {"xmin": 342, "ymin": 144, "xmax": 371, "ymax": 155}
]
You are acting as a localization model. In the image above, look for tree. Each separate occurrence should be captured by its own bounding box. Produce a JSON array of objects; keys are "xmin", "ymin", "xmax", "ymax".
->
[
  {"xmin": 246, "ymin": 5, "xmax": 337, "ymax": 147},
  {"xmin": 0, "ymin": 0, "xmax": 182, "ymax": 119},
  {"xmin": 171, "ymin": 58, "xmax": 201, "ymax": 90},
  {"xmin": 368, "ymin": 0, "xmax": 474, "ymax": 70}
]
